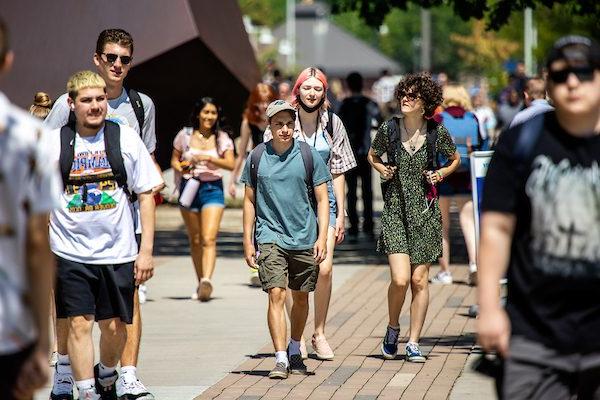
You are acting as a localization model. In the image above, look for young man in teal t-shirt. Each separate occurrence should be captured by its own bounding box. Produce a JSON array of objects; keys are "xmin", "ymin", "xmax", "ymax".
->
[{"xmin": 241, "ymin": 100, "xmax": 331, "ymax": 379}]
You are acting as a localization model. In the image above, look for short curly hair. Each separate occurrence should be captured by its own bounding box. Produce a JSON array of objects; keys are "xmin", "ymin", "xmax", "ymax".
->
[{"xmin": 395, "ymin": 72, "xmax": 443, "ymax": 118}]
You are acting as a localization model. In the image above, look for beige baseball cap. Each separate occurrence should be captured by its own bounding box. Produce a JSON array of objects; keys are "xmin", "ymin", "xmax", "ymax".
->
[{"xmin": 266, "ymin": 99, "xmax": 296, "ymax": 118}]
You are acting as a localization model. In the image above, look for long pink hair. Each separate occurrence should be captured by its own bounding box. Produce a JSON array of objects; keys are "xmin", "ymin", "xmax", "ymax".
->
[{"xmin": 292, "ymin": 67, "xmax": 330, "ymax": 110}]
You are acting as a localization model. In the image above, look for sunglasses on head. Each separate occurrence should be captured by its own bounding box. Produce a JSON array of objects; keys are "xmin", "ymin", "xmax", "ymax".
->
[
  {"xmin": 549, "ymin": 66, "xmax": 595, "ymax": 83},
  {"xmin": 101, "ymin": 53, "xmax": 132, "ymax": 65}
]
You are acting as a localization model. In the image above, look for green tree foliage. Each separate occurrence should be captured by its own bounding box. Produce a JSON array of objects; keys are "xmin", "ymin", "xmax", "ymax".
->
[
  {"xmin": 239, "ymin": 0, "xmax": 286, "ymax": 26},
  {"xmin": 331, "ymin": 0, "xmax": 600, "ymax": 31}
]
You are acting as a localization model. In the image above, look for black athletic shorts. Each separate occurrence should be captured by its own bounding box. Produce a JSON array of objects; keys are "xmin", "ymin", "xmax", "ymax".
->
[
  {"xmin": 0, "ymin": 344, "xmax": 35, "ymax": 400},
  {"xmin": 54, "ymin": 256, "xmax": 135, "ymax": 323}
]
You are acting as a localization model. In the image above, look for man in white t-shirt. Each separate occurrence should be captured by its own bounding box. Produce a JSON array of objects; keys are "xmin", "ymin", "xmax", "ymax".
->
[
  {"xmin": 47, "ymin": 71, "xmax": 162, "ymax": 400},
  {"xmin": 0, "ymin": 17, "xmax": 62, "ymax": 399},
  {"xmin": 45, "ymin": 29, "xmax": 161, "ymax": 400}
]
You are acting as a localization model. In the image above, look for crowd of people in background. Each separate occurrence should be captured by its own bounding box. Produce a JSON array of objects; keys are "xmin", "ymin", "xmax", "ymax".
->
[{"xmin": 2, "ymin": 8, "xmax": 600, "ymax": 399}]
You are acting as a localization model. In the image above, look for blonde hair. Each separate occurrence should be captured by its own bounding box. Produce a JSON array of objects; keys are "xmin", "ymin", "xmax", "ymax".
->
[
  {"xmin": 29, "ymin": 91, "xmax": 52, "ymax": 119},
  {"xmin": 67, "ymin": 70, "xmax": 106, "ymax": 100},
  {"xmin": 442, "ymin": 85, "xmax": 472, "ymax": 110}
]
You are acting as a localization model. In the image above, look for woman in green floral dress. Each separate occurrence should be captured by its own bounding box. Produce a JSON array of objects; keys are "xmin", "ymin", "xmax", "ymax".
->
[{"xmin": 368, "ymin": 73, "xmax": 461, "ymax": 362}]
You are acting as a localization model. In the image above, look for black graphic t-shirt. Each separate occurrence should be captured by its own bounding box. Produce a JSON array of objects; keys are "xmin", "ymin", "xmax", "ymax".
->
[{"xmin": 482, "ymin": 111, "xmax": 600, "ymax": 353}]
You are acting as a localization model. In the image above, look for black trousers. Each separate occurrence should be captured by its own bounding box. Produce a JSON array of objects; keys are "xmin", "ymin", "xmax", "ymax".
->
[{"xmin": 346, "ymin": 154, "xmax": 373, "ymax": 232}]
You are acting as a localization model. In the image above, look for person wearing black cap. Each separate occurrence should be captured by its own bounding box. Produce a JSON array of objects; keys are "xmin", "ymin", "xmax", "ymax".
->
[{"xmin": 477, "ymin": 35, "xmax": 600, "ymax": 399}]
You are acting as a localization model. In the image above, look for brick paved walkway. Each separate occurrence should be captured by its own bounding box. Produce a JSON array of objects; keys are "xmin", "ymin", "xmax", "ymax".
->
[{"xmin": 197, "ymin": 264, "xmax": 489, "ymax": 400}]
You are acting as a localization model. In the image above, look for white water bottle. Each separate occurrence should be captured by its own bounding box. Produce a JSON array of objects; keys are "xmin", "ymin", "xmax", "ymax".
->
[{"xmin": 179, "ymin": 178, "xmax": 200, "ymax": 208}]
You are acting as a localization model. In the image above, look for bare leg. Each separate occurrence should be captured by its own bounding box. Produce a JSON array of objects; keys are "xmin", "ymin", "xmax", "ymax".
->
[
  {"xmin": 408, "ymin": 263, "xmax": 430, "ymax": 343},
  {"xmin": 120, "ymin": 288, "xmax": 140, "ymax": 368},
  {"xmin": 267, "ymin": 287, "xmax": 287, "ymax": 352},
  {"xmin": 458, "ymin": 199, "xmax": 477, "ymax": 265},
  {"xmin": 438, "ymin": 196, "xmax": 451, "ymax": 273},
  {"xmin": 180, "ymin": 209, "xmax": 203, "ymax": 284},
  {"xmin": 290, "ymin": 290, "xmax": 309, "ymax": 341},
  {"xmin": 199, "ymin": 206, "xmax": 225, "ymax": 280},
  {"xmin": 313, "ymin": 227, "xmax": 336, "ymax": 339},
  {"xmin": 98, "ymin": 318, "xmax": 127, "ymax": 368},
  {"xmin": 387, "ymin": 253, "xmax": 411, "ymax": 326},
  {"xmin": 67, "ymin": 315, "xmax": 95, "ymax": 381},
  {"xmin": 56, "ymin": 318, "xmax": 69, "ymax": 355}
]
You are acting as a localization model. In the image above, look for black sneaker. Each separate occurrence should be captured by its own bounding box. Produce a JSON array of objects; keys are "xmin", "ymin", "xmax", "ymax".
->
[
  {"xmin": 50, "ymin": 392, "xmax": 74, "ymax": 400},
  {"xmin": 268, "ymin": 362, "xmax": 289, "ymax": 379},
  {"xmin": 93, "ymin": 364, "xmax": 118, "ymax": 400},
  {"xmin": 288, "ymin": 351, "xmax": 308, "ymax": 375}
]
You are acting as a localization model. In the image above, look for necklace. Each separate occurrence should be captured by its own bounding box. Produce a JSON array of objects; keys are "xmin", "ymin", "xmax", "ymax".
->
[{"xmin": 403, "ymin": 120, "xmax": 426, "ymax": 153}]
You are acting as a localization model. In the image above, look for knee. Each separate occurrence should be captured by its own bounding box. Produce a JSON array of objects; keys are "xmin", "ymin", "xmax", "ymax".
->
[
  {"xmin": 318, "ymin": 264, "xmax": 332, "ymax": 280},
  {"xmin": 188, "ymin": 232, "xmax": 202, "ymax": 247},
  {"xmin": 390, "ymin": 277, "xmax": 409, "ymax": 291},
  {"xmin": 201, "ymin": 235, "xmax": 217, "ymax": 248},
  {"xmin": 460, "ymin": 202, "xmax": 474, "ymax": 221},
  {"xmin": 411, "ymin": 274, "xmax": 429, "ymax": 292},
  {"xmin": 268, "ymin": 288, "xmax": 286, "ymax": 305},
  {"xmin": 99, "ymin": 319, "xmax": 126, "ymax": 338},
  {"xmin": 293, "ymin": 293, "xmax": 309, "ymax": 308},
  {"xmin": 69, "ymin": 317, "xmax": 93, "ymax": 338}
]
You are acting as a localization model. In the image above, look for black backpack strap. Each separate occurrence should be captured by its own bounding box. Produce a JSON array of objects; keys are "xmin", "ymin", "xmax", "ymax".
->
[
  {"xmin": 250, "ymin": 142, "xmax": 267, "ymax": 190},
  {"xmin": 326, "ymin": 110, "xmax": 334, "ymax": 142},
  {"xmin": 59, "ymin": 123, "xmax": 77, "ymax": 189},
  {"xmin": 425, "ymin": 119, "xmax": 439, "ymax": 170},
  {"xmin": 103, "ymin": 121, "xmax": 137, "ymax": 203},
  {"xmin": 386, "ymin": 117, "xmax": 400, "ymax": 166},
  {"xmin": 298, "ymin": 141, "xmax": 316, "ymax": 211},
  {"xmin": 127, "ymin": 88, "xmax": 145, "ymax": 135}
]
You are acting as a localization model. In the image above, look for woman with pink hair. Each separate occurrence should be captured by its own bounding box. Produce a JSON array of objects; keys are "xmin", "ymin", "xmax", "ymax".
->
[{"xmin": 264, "ymin": 67, "xmax": 357, "ymax": 360}]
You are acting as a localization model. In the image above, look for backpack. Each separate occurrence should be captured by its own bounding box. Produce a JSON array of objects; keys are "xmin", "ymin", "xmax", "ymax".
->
[
  {"xmin": 59, "ymin": 120, "xmax": 137, "ymax": 203},
  {"xmin": 440, "ymin": 110, "xmax": 480, "ymax": 171},
  {"xmin": 67, "ymin": 88, "xmax": 145, "ymax": 134},
  {"xmin": 250, "ymin": 140, "xmax": 316, "ymax": 210},
  {"xmin": 381, "ymin": 117, "xmax": 439, "ymax": 197}
]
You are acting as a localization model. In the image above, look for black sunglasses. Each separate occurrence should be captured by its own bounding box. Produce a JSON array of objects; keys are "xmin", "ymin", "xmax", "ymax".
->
[
  {"xmin": 548, "ymin": 66, "xmax": 595, "ymax": 83},
  {"xmin": 403, "ymin": 92, "xmax": 419, "ymax": 101},
  {"xmin": 101, "ymin": 53, "xmax": 132, "ymax": 65}
]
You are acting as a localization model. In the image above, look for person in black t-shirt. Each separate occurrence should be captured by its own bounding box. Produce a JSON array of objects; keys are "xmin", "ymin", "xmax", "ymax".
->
[
  {"xmin": 478, "ymin": 35, "xmax": 600, "ymax": 399},
  {"xmin": 338, "ymin": 72, "xmax": 382, "ymax": 235}
]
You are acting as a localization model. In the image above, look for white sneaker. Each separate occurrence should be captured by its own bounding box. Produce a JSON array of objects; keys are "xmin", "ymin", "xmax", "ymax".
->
[
  {"xmin": 51, "ymin": 363, "xmax": 74, "ymax": 398},
  {"xmin": 138, "ymin": 284, "xmax": 147, "ymax": 304},
  {"xmin": 249, "ymin": 270, "xmax": 261, "ymax": 287},
  {"xmin": 116, "ymin": 374, "xmax": 155, "ymax": 399},
  {"xmin": 430, "ymin": 271, "xmax": 453, "ymax": 284}
]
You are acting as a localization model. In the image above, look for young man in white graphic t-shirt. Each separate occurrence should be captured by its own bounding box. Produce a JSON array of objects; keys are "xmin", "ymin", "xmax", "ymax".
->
[
  {"xmin": 0, "ymin": 17, "xmax": 62, "ymax": 400},
  {"xmin": 45, "ymin": 29, "xmax": 161, "ymax": 400},
  {"xmin": 48, "ymin": 71, "xmax": 162, "ymax": 400}
]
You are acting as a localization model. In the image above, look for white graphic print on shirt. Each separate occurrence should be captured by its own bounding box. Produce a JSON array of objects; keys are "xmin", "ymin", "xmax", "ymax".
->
[{"xmin": 526, "ymin": 155, "xmax": 600, "ymax": 277}]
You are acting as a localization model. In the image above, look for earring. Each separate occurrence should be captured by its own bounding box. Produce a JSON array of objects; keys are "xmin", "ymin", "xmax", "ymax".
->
[{"xmin": 421, "ymin": 108, "xmax": 425, "ymax": 116}]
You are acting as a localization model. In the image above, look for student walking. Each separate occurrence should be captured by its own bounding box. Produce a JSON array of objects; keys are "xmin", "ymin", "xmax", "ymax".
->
[
  {"xmin": 368, "ymin": 73, "xmax": 460, "ymax": 362},
  {"xmin": 171, "ymin": 97, "xmax": 235, "ymax": 301},
  {"xmin": 478, "ymin": 35, "xmax": 600, "ymax": 399},
  {"xmin": 263, "ymin": 67, "xmax": 357, "ymax": 360},
  {"xmin": 48, "ymin": 71, "xmax": 162, "ymax": 400},
  {"xmin": 242, "ymin": 100, "xmax": 331, "ymax": 378},
  {"xmin": 44, "ymin": 29, "xmax": 161, "ymax": 400},
  {"xmin": 0, "ymin": 17, "xmax": 61, "ymax": 399}
]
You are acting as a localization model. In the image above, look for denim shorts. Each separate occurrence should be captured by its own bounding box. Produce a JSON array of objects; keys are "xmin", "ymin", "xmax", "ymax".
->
[
  {"xmin": 327, "ymin": 181, "xmax": 337, "ymax": 228},
  {"xmin": 179, "ymin": 178, "xmax": 225, "ymax": 212}
]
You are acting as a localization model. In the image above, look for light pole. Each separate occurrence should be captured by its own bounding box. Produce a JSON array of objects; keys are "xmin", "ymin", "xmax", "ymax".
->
[
  {"xmin": 524, "ymin": 7, "xmax": 535, "ymax": 76},
  {"xmin": 420, "ymin": 8, "xmax": 431, "ymax": 72},
  {"xmin": 286, "ymin": 0, "xmax": 296, "ymax": 69}
]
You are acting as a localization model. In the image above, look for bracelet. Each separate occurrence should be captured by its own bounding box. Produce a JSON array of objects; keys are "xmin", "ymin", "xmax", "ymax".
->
[{"xmin": 436, "ymin": 170, "xmax": 444, "ymax": 181}]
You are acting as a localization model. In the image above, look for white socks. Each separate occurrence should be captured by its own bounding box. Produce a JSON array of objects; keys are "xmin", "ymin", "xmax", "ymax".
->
[
  {"xmin": 275, "ymin": 351, "xmax": 288, "ymax": 367},
  {"xmin": 98, "ymin": 361, "xmax": 116, "ymax": 378},
  {"xmin": 75, "ymin": 378, "xmax": 97, "ymax": 398}
]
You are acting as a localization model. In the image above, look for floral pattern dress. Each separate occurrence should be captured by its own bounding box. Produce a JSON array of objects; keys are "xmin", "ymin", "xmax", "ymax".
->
[{"xmin": 372, "ymin": 119, "xmax": 456, "ymax": 263}]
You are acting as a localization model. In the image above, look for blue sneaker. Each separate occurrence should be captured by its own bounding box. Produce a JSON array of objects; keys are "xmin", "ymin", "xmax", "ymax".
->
[
  {"xmin": 405, "ymin": 342, "xmax": 426, "ymax": 363},
  {"xmin": 381, "ymin": 325, "xmax": 400, "ymax": 359}
]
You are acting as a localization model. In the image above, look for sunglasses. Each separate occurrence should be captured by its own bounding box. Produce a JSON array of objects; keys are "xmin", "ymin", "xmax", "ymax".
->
[
  {"xmin": 403, "ymin": 92, "xmax": 419, "ymax": 101},
  {"xmin": 101, "ymin": 53, "xmax": 132, "ymax": 65},
  {"xmin": 548, "ymin": 66, "xmax": 595, "ymax": 83}
]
